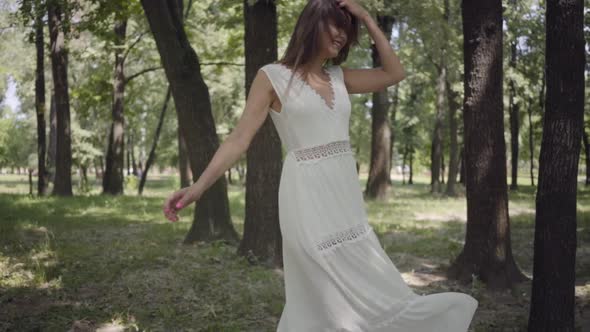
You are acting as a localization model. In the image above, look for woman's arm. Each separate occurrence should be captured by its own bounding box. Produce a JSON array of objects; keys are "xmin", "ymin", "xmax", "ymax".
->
[
  {"xmin": 337, "ymin": 0, "xmax": 406, "ymax": 94},
  {"xmin": 163, "ymin": 68, "xmax": 275, "ymax": 220}
]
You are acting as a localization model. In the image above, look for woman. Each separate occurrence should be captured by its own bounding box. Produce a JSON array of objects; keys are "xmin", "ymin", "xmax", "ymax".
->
[{"xmin": 163, "ymin": 0, "xmax": 478, "ymax": 331}]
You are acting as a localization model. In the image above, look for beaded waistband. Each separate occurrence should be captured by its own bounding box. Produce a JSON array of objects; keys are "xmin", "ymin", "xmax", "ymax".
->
[{"xmin": 289, "ymin": 140, "xmax": 352, "ymax": 163}]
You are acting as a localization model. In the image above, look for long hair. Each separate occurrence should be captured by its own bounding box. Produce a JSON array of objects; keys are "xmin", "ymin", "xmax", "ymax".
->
[{"xmin": 275, "ymin": 0, "xmax": 360, "ymax": 100}]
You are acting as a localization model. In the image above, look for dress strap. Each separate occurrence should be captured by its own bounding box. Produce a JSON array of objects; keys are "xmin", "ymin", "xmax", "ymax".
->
[{"xmin": 259, "ymin": 63, "xmax": 292, "ymax": 112}]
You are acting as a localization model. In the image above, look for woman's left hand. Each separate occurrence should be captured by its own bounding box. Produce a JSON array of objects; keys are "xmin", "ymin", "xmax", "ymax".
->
[{"xmin": 336, "ymin": 0, "xmax": 369, "ymax": 20}]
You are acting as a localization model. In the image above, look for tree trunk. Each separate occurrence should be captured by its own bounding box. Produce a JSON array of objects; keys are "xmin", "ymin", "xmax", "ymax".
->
[
  {"xmin": 141, "ymin": 0, "xmax": 239, "ymax": 244},
  {"xmin": 130, "ymin": 134, "xmax": 138, "ymax": 175},
  {"xmin": 236, "ymin": 0, "xmax": 283, "ymax": 268},
  {"xmin": 34, "ymin": 1, "xmax": 48, "ymax": 196},
  {"xmin": 528, "ymin": 98, "xmax": 536, "ymax": 186},
  {"xmin": 126, "ymin": 134, "xmax": 131, "ymax": 176},
  {"xmin": 445, "ymin": 77, "xmax": 460, "ymax": 196},
  {"xmin": 527, "ymin": 0, "xmax": 583, "ymax": 330},
  {"xmin": 440, "ymin": 152, "xmax": 445, "ymax": 184},
  {"xmin": 447, "ymin": 0, "xmax": 527, "ymax": 290},
  {"xmin": 508, "ymin": 31, "xmax": 520, "ymax": 190},
  {"xmin": 430, "ymin": 64, "xmax": 445, "ymax": 193},
  {"xmin": 408, "ymin": 151, "xmax": 413, "ymax": 185},
  {"xmin": 365, "ymin": 15, "xmax": 395, "ymax": 201},
  {"xmin": 458, "ymin": 145, "xmax": 465, "ymax": 184},
  {"xmin": 48, "ymin": 0, "xmax": 72, "ymax": 196},
  {"xmin": 102, "ymin": 19, "xmax": 127, "ymax": 195},
  {"xmin": 387, "ymin": 22, "xmax": 403, "ymax": 186},
  {"xmin": 139, "ymin": 87, "xmax": 171, "ymax": 195},
  {"xmin": 47, "ymin": 94, "xmax": 57, "ymax": 183},
  {"xmin": 583, "ymin": 130, "xmax": 589, "ymax": 186},
  {"xmin": 178, "ymin": 129, "xmax": 192, "ymax": 188}
]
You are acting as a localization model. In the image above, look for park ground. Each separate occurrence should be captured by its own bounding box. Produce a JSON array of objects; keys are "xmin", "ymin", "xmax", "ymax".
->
[{"xmin": 0, "ymin": 172, "xmax": 589, "ymax": 331}]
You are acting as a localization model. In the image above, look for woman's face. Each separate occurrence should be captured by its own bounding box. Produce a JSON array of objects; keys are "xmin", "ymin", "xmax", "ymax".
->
[{"xmin": 319, "ymin": 20, "xmax": 348, "ymax": 59}]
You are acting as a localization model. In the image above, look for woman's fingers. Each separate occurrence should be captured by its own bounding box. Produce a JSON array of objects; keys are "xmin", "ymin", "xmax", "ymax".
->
[{"xmin": 162, "ymin": 187, "xmax": 197, "ymax": 222}]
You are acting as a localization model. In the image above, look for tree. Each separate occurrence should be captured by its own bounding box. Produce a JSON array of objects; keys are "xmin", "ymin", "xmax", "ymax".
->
[
  {"xmin": 102, "ymin": 17, "xmax": 128, "ymax": 195},
  {"xmin": 365, "ymin": 14, "xmax": 395, "ymax": 200},
  {"xmin": 141, "ymin": 0, "xmax": 239, "ymax": 244},
  {"xmin": 447, "ymin": 0, "xmax": 527, "ymax": 289},
  {"xmin": 33, "ymin": 0, "xmax": 48, "ymax": 195},
  {"xmin": 236, "ymin": 0, "xmax": 283, "ymax": 267},
  {"xmin": 48, "ymin": 0, "xmax": 73, "ymax": 196},
  {"xmin": 527, "ymin": 0, "xmax": 584, "ymax": 329}
]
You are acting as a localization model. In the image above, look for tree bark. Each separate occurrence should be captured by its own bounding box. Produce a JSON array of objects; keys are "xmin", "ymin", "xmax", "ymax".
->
[
  {"xmin": 365, "ymin": 15, "xmax": 395, "ymax": 200},
  {"xmin": 447, "ymin": 0, "xmax": 527, "ymax": 290},
  {"xmin": 527, "ymin": 0, "xmax": 584, "ymax": 330},
  {"xmin": 48, "ymin": 0, "xmax": 72, "ymax": 196},
  {"xmin": 141, "ymin": 0, "xmax": 238, "ymax": 244},
  {"xmin": 34, "ymin": 0, "xmax": 48, "ymax": 196},
  {"xmin": 236, "ymin": 0, "xmax": 283, "ymax": 268},
  {"xmin": 103, "ymin": 19, "xmax": 127, "ymax": 195}
]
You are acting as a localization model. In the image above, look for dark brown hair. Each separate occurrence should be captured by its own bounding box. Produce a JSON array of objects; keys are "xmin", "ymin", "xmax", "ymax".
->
[{"xmin": 276, "ymin": 0, "xmax": 360, "ymax": 97}]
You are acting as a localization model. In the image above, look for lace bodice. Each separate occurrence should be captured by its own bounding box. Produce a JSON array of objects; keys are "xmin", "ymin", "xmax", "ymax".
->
[{"xmin": 259, "ymin": 63, "xmax": 352, "ymax": 154}]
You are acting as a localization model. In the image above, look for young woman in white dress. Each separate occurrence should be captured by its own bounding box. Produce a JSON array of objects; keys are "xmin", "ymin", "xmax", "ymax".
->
[{"xmin": 162, "ymin": 0, "xmax": 478, "ymax": 331}]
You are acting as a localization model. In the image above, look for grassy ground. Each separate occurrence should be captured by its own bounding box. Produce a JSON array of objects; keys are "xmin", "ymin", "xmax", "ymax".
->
[{"xmin": 0, "ymin": 172, "xmax": 588, "ymax": 332}]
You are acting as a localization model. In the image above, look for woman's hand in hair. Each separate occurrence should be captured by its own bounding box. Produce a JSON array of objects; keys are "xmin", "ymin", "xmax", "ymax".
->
[{"xmin": 336, "ymin": 0, "xmax": 369, "ymax": 20}]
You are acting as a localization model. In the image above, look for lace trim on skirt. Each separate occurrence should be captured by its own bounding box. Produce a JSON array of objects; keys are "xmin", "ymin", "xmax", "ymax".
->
[{"xmin": 315, "ymin": 223, "xmax": 373, "ymax": 252}]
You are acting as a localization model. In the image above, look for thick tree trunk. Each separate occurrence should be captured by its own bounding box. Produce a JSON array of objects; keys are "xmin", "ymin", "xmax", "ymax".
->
[
  {"xmin": 236, "ymin": 0, "xmax": 283, "ymax": 268},
  {"xmin": 139, "ymin": 87, "xmax": 171, "ymax": 195},
  {"xmin": 34, "ymin": 2, "xmax": 48, "ymax": 196},
  {"xmin": 141, "ymin": 0, "xmax": 239, "ymax": 244},
  {"xmin": 365, "ymin": 15, "xmax": 395, "ymax": 200},
  {"xmin": 527, "ymin": 0, "xmax": 583, "ymax": 330},
  {"xmin": 48, "ymin": 0, "xmax": 72, "ymax": 196},
  {"xmin": 103, "ymin": 19, "xmax": 127, "ymax": 195},
  {"xmin": 447, "ymin": 0, "xmax": 527, "ymax": 290}
]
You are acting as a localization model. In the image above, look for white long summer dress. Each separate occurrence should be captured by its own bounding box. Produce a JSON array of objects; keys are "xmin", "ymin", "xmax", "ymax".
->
[{"xmin": 259, "ymin": 62, "xmax": 478, "ymax": 332}]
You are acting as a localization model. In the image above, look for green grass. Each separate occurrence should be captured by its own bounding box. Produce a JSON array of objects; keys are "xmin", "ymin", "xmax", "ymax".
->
[{"xmin": 0, "ymin": 173, "xmax": 588, "ymax": 331}]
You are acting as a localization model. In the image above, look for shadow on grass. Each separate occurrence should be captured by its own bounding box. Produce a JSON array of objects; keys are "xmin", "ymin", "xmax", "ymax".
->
[{"xmin": 1, "ymin": 177, "xmax": 589, "ymax": 331}]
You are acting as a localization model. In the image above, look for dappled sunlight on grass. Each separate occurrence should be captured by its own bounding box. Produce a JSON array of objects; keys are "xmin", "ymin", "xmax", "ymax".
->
[{"xmin": 1, "ymin": 174, "xmax": 589, "ymax": 330}]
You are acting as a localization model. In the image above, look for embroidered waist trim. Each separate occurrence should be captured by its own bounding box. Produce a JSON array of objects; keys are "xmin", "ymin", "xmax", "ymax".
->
[{"xmin": 291, "ymin": 140, "xmax": 352, "ymax": 163}]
